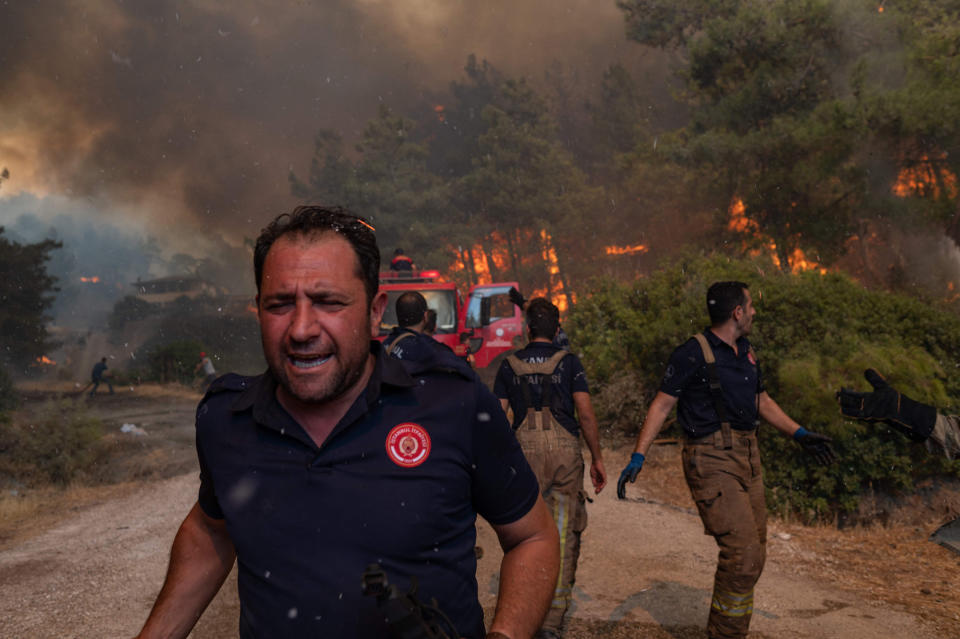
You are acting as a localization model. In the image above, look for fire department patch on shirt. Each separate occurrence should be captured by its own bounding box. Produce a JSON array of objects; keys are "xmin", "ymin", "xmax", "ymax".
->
[
  {"xmin": 385, "ymin": 423, "xmax": 431, "ymax": 468},
  {"xmin": 748, "ymin": 351, "xmax": 757, "ymax": 366}
]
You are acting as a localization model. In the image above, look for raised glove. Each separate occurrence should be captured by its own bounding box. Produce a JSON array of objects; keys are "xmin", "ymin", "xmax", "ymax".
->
[
  {"xmin": 616, "ymin": 452, "xmax": 645, "ymax": 500},
  {"xmin": 837, "ymin": 369, "xmax": 936, "ymax": 442},
  {"xmin": 508, "ymin": 286, "xmax": 526, "ymax": 309},
  {"xmin": 793, "ymin": 427, "xmax": 836, "ymax": 465}
]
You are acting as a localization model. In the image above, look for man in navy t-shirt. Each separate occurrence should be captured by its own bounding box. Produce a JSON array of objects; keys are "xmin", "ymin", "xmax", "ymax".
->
[
  {"xmin": 133, "ymin": 207, "xmax": 558, "ymax": 639},
  {"xmin": 494, "ymin": 298, "xmax": 606, "ymax": 638}
]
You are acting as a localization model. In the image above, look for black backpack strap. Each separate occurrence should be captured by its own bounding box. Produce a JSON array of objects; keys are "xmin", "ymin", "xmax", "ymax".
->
[{"xmin": 692, "ymin": 333, "xmax": 733, "ymax": 450}]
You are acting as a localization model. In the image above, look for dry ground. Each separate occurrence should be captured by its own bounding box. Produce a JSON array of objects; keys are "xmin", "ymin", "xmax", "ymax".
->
[{"xmin": 1, "ymin": 384, "xmax": 958, "ymax": 638}]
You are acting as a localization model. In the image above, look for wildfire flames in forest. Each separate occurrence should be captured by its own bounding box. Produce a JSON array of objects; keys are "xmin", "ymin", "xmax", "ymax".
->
[
  {"xmin": 450, "ymin": 229, "xmax": 571, "ymax": 312},
  {"xmin": 605, "ymin": 244, "xmax": 649, "ymax": 256},
  {"xmin": 36, "ymin": 355, "xmax": 56, "ymax": 365},
  {"xmin": 892, "ymin": 153, "xmax": 958, "ymax": 199},
  {"xmin": 80, "ymin": 276, "xmax": 100, "ymax": 283},
  {"xmin": 727, "ymin": 199, "xmax": 827, "ymax": 274}
]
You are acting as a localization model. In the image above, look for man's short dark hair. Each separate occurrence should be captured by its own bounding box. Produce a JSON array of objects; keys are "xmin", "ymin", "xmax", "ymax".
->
[
  {"xmin": 706, "ymin": 281, "xmax": 749, "ymax": 325},
  {"xmin": 254, "ymin": 206, "xmax": 380, "ymax": 304},
  {"xmin": 396, "ymin": 291, "xmax": 427, "ymax": 328},
  {"xmin": 526, "ymin": 297, "xmax": 559, "ymax": 340}
]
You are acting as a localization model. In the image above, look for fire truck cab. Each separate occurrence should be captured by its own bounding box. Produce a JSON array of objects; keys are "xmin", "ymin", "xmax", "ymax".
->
[
  {"xmin": 376, "ymin": 271, "xmax": 524, "ymax": 372},
  {"xmin": 377, "ymin": 269, "xmax": 463, "ymax": 352}
]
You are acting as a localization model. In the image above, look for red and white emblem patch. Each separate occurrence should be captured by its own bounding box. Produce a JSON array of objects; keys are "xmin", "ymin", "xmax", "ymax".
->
[
  {"xmin": 748, "ymin": 351, "xmax": 757, "ymax": 366},
  {"xmin": 385, "ymin": 423, "xmax": 431, "ymax": 468}
]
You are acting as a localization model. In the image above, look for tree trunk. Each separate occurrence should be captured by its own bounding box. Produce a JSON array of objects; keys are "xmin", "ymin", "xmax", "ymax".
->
[{"xmin": 505, "ymin": 231, "xmax": 521, "ymax": 284}]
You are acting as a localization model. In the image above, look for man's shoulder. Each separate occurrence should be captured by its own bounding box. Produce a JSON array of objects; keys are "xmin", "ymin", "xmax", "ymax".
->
[
  {"xmin": 199, "ymin": 373, "xmax": 261, "ymax": 415},
  {"xmin": 670, "ymin": 336, "xmax": 707, "ymax": 365}
]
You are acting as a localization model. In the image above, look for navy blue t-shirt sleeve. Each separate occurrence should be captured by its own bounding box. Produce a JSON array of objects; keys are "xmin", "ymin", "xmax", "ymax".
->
[
  {"xmin": 195, "ymin": 398, "xmax": 224, "ymax": 520},
  {"xmin": 471, "ymin": 384, "xmax": 539, "ymax": 526},
  {"xmin": 567, "ymin": 354, "xmax": 589, "ymax": 394},
  {"xmin": 492, "ymin": 359, "xmax": 512, "ymax": 399},
  {"xmin": 659, "ymin": 339, "xmax": 701, "ymax": 397}
]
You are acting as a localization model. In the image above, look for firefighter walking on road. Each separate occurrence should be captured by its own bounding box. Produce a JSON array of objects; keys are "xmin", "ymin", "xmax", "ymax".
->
[
  {"xmin": 617, "ymin": 281, "xmax": 835, "ymax": 639},
  {"xmin": 494, "ymin": 298, "xmax": 607, "ymax": 639}
]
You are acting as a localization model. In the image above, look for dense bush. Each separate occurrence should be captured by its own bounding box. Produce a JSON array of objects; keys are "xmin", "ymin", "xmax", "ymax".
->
[
  {"xmin": 0, "ymin": 368, "xmax": 17, "ymax": 415},
  {"xmin": 567, "ymin": 252, "xmax": 960, "ymax": 521},
  {"xmin": 0, "ymin": 400, "xmax": 104, "ymax": 485},
  {"xmin": 142, "ymin": 339, "xmax": 204, "ymax": 385}
]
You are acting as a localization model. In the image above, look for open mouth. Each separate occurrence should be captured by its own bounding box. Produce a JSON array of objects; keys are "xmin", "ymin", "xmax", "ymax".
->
[{"xmin": 288, "ymin": 354, "xmax": 332, "ymax": 370}]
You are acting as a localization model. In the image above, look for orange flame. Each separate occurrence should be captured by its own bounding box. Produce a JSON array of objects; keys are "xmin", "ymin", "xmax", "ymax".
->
[
  {"xmin": 36, "ymin": 355, "xmax": 56, "ymax": 365},
  {"xmin": 433, "ymin": 104, "xmax": 446, "ymax": 123},
  {"xmin": 246, "ymin": 303, "xmax": 258, "ymax": 315},
  {"xmin": 80, "ymin": 276, "xmax": 100, "ymax": 283},
  {"xmin": 539, "ymin": 229, "xmax": 570, "ymax": 312},
  {"xmin": 892, "ymin": 154, "xmax": 957, "ymax": 199},
  {"xmin": 728, "ymin": 198, "xmax": 827, "ymax": 274},
  {"xmin": 605, "ymin": 244, "xmax": 649, "ymax": 256}
]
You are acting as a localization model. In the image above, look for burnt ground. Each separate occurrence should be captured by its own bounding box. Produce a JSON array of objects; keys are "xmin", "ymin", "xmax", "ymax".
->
[{"xmin": 1, "ymin": 383, "xmax": 958, "ymax": 638}]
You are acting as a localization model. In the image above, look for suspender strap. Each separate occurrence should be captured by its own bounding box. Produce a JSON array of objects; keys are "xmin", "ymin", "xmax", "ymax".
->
[
  {"xmin": 386, "ymin": 331, "xmax": 415, "ymax": 356},
  {"xmin": 692, "ymin": 333, "xmax": 733, "ymax": 450}
]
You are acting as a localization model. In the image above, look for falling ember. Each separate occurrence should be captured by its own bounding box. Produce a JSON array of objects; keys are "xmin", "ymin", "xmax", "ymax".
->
[
  {"xmin": 80, "ymin": 276, "xmax": 101, "ymax": 283},
  {"xmin": 892, "ymin": 154, "xmax": 957, "ymax": 199},
  {"xmin": 36, "ymin": 355, "xmax": 56, "ymax": 365},
  {"xmin": 605, "ymin": 244, "xmax": 649, "ymax": 256}
]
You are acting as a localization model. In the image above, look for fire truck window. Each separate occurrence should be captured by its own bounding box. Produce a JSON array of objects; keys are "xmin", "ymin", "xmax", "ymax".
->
[
  {"xmin": 380, "ymin": 289, "xmax": 457, "ymax": 334},
  {"xmin": 465, "ymin": 286, "xmax": 513, "ymax": 328}
]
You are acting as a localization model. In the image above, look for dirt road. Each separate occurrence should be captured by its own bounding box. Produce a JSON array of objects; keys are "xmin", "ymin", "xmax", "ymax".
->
[{"xmin": 0, "ymin": 388, "xmax": 955, "ymax": 638}]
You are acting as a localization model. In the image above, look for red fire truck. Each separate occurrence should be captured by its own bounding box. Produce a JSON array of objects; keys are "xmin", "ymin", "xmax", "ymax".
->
[{"xmin": 377, "ymin": 270, "xmax": 524, "ymax": 372}]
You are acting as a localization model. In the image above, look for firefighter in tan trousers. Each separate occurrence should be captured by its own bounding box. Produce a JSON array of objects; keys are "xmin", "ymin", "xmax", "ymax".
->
[
  {"xmin": 617, "ymin": 281, "xmax": 836, "ymax": 639},
  {"xmin": 494, "ymin": 298, "xmax": 607, "ymax": 639}
]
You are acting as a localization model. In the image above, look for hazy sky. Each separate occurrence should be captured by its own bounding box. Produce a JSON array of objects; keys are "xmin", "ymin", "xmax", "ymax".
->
[{"xmin": 0, "ymin": 0, "xmax": 653, "ymax": 245}]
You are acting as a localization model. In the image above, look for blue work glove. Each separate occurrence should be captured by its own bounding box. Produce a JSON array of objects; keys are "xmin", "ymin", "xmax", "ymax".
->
[{"xmin": 616, "ymin": 452, "xmax": 645, "ymax": 500}]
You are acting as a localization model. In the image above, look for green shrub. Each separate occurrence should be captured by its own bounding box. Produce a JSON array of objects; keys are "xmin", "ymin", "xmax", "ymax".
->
[
  {"xmin": 142, "ymin": 339, "xmax": 204, "ymax": 385},
  {"xmin": 0, "ymin": 400, "xmax": 104, "ymax": 485},
  {"xmin": 567, "ymin": 251, "xmax": 960, "ymax": 521},
  {"xmin": 0, "ymin": 368, "xmax": 17, "ymax": 415}
]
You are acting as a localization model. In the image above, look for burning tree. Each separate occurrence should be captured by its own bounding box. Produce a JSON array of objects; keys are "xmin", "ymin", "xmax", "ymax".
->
[
  {"xmin": 619, "ymin": 0, "xmax": 868, "ymax": 269},
  {"xmin": 0, "ymin": 228, "xmax": 61, "ymax": 375}
]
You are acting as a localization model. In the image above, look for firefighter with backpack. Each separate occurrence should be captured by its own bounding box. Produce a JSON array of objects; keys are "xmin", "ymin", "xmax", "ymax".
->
[
  {"xmin": 616, "ymin": 281, "xmax": 835, "ymax": 639},
  {"xmin": 493, "ymin": 297, "xmax": 607, "ymax": 639}
]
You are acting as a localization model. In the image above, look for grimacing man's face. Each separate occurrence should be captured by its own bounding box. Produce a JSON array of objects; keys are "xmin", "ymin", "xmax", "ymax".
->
[{"xmin": 257, "ymin": 232, "xmax": 385, "ymax": 406}]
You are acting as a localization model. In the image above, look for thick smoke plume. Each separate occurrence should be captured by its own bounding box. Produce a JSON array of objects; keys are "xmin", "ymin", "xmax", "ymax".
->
[{"xmin": 0, "ymin": 0, "xmax": 644, "ymax": 239}]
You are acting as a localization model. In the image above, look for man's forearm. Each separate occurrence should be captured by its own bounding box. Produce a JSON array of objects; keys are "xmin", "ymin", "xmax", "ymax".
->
[
  {"xmin": 489, "ymin": 499, "xmax": 559, "ymax": 639},
  {"xmin": 135, "ymin": 503, "xmax": 235, "ymax": 639},
  {"xmin": 758, "ymin": 392, "xmax": 801, "ymax": 437},
  {"xmin": 632, "ymin": 392, "xmax": 676, "ymax": 456},
  {"xmin": 573, "ymin": 392, "xmax": 603, "ymax": 462}
]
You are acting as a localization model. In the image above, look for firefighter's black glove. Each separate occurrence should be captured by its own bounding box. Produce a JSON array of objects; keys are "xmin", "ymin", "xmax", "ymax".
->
[
  {"xmin": 837, "ymin": 369, "xmax": 936, "ymax": 442},
  {"xmin": 616, "ymin": 452, "xmax": 645, "ymax": 500},
  {"xmin": 793, "ymin": 427, "xmax": 836, "ymax": 465},
  {"xmin": 508, "ymin": 286, "xmax": 526, "ymax": 309}
]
